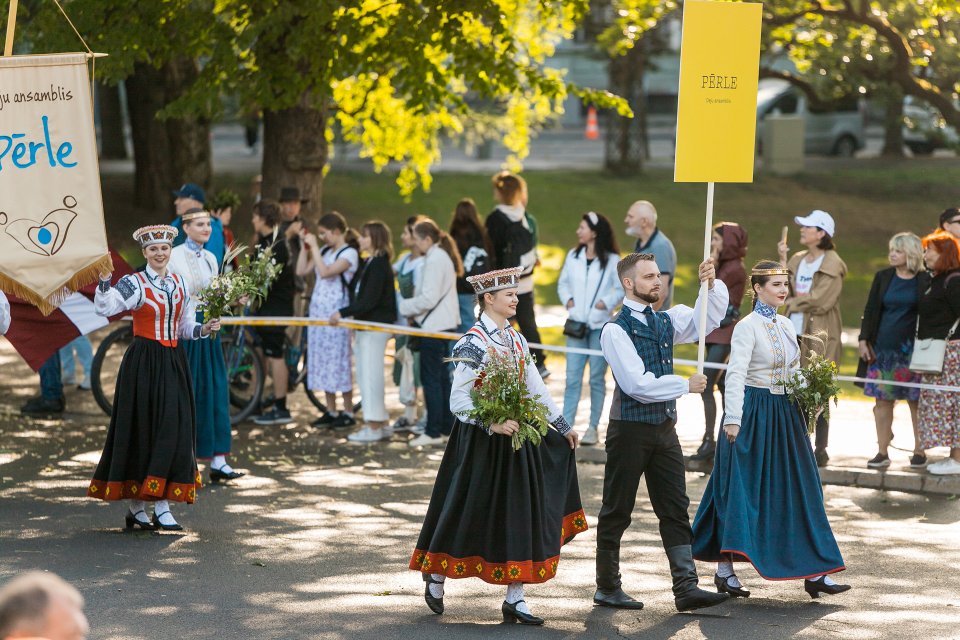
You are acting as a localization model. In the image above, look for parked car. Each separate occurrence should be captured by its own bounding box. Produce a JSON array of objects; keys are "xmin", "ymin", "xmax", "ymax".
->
[
  {"xmin": 756, "ymin": 79, "xmax": 867, "ymax": 156},
  {"xmin": 903, "ymin": 97, "xmax": 959, "ymax": 155}
]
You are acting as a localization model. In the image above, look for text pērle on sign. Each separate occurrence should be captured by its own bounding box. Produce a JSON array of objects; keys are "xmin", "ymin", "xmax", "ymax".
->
[{"xmin": 0, "ymin": 115, "xmax": 76, "ymax": 171}]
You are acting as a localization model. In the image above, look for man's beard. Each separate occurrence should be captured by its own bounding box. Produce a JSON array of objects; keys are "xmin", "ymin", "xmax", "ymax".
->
[{"xmin": 632, "ymin": 284, "xmax": 659, "ymax": 304}]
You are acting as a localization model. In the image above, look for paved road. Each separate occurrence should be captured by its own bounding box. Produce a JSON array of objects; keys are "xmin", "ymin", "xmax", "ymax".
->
[{"xmin": 1, "ymin": 342, "xmax": 959, "ymax": 639}]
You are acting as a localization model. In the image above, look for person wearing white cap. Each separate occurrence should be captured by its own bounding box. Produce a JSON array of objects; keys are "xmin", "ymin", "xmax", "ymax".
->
[{"xmin": 778, "ymin": 209, "xmax": 847, "ymax": 467}]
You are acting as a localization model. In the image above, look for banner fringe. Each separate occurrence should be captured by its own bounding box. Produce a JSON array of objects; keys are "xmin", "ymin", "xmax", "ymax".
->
[{"xmin": 0, "ymin": 253, "xmax": 112, "ymax": 315}]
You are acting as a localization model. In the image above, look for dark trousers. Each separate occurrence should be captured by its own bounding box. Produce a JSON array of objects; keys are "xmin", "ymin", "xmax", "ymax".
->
[
  {"xmin": 815, "ymin": 413, "xmax": 829, "ymax": 450},
  {"xmin": 39, "ymin": 352, "xmax": 63, "ymax": 400},
  {"xmin": 512, "ymin": 291, "xmax": 545, "ymax": 368},
  {"xmin": 701, "ymin": 343, "xmax": 730, "ymax": 439},
  {"xmin": 420, "ymin": 336, "xmax": 453, "ymax": 438},
  {"xmin": 596, "ymin": 419, "xmax": 692, "ymax": 552}
]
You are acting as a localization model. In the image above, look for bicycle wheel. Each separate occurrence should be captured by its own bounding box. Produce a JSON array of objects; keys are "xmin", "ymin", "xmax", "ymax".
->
[
  {"xmin": 287, "ymin": 330, "xmax": 328, "ymax": 413},
  {"xmin": 221, "ymin": 327, "xmax": 265, "ymax": 424},
  {"xmin": 91, "ymin": 324, "xmax": 133, "ymax": 416}
]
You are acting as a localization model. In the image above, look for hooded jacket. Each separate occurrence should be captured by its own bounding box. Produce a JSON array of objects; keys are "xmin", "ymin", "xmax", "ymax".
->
[
  {"xmin": 706, "ymin": 223, "xmax": 748, "ymax": 345},
  {"xmin": 785, "ymin": 249, "xmax": 847, "ymax": 365}
]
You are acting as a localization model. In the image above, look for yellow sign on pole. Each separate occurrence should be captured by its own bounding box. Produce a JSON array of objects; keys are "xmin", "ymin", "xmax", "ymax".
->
[{"xmin": 674, "ymin": 0, "xmax": 763, "ymax": 183}]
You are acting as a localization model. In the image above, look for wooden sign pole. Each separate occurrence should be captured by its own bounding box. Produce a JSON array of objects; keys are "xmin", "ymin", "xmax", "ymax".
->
[
  {"xmin": 4, "ymin": 0, "xmax": 17, "ymax": 56},
  {"xmin": 696, "ymin": 181, "xmax": 716, "ymax": 374}
]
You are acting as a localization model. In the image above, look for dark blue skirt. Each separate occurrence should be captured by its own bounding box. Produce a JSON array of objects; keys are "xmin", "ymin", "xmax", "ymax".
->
[
  {"xmin": 183, "ymin": 333, "xmax": 231, "ymax": 459},
  {"xmin": 692, "ymin": 387, "xmax": 845, "ymax": 580}
]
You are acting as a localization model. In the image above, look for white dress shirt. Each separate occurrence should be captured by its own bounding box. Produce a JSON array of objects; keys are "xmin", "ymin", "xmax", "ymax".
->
[
  {"xmin": 0, "ymin": 291, "xmax": 9, "ymax": 335},
  {"xmin": 600, "ymin": 281, "xmax": 729, "ymax": 404}
]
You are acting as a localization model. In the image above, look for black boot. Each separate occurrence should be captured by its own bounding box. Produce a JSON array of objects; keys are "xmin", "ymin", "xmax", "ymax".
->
[
  {"xmin": 666, "ymin": 545, "xmax": 730, "ymax": 612},
  {"xmin": 20, "ymin": 395, "xmax": 65, "ymax": 416},
  {"xmin": 593, "ymin": 548, "xmax": 644, "ymax": 610},
  {"xmin": 690, "ymin": 435, "xmax": 716, "ymax": 461}
]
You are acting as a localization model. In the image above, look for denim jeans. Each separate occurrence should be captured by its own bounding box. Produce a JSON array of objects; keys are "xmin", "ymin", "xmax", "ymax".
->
[
  {"xmin": 457, "ymin": 293, "xmax": 476, "ymax": 333},
  {"xmin": 419, "ymin": 337, "xmax": 453, "ymax": 438},
  {"xmin": 39, "ymin": 352, "xmax": 63, "ymax": 400},
  {"xmin": 562, "ymin": 328, "xmax": 607, "ymax": 430},
  {"xmin": 60, "ymin": 335, "xmax": 93, "ymax": 383}
]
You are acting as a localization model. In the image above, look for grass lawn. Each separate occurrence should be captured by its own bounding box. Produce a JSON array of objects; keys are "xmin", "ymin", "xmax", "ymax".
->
[{"xmin": 104, "ymin": 159, "xmax": 959, "ymax": 342}]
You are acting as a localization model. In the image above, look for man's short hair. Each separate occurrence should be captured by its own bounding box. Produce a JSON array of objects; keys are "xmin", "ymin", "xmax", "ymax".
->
[
  {"xmin": 629, "ymin": 200, "xmax": 658, "ymax": 224},
  {"xmin": 617, "ymin": 252, "xmax": 656, "ymax": 283},
  {"xmin": 0, "ymin": 572, "xmax": 83, "ymax": 637}
]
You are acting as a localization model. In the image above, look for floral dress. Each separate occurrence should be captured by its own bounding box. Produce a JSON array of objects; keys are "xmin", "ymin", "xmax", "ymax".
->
[{"xmin": 307, "ymin": 244, "xmax": 358, "ymax": 393}]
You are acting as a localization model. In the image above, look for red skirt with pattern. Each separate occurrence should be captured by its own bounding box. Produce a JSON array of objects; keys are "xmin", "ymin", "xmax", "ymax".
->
[{"xmin": 918, "ymin": 340, "xmax": 960, "ymax": 449}]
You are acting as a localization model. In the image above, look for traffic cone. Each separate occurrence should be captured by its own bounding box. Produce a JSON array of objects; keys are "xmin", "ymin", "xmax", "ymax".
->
[{"xmin": 585, "ymin": 106, "xmax": 599, "ymax": 140}]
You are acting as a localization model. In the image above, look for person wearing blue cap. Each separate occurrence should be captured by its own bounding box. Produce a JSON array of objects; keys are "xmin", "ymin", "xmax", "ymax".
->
[{"xmin": 170, "ymin": 183, "xmax": 226, "ymax": 265}]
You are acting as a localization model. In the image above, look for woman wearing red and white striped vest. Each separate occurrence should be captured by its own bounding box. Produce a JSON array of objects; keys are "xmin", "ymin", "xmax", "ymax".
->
[{"xmin": 88, "ymin": 224, "xmax": 220, "ymax": 532}]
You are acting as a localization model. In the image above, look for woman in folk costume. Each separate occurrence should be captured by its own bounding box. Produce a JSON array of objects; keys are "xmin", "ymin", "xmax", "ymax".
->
[
  {"xmin": 692, "ymin": 261, "xmax": 850, "ymax": 599},
  {"xmin": 89, "ymin": 225, "xmax": 220, "ymax": 532},
  {"xmin": 409, "ymin": 267, "xmax": 585, "ymax": 626},
  {"xmin": 168, "ymin": 208, "xmax": 243, "ymax": 483}
]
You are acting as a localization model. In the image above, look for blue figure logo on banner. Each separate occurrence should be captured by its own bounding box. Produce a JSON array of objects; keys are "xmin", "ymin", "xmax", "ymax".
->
[{"xmin": 2, "ymin": 195, "xmax": 78, "ymax": 256}]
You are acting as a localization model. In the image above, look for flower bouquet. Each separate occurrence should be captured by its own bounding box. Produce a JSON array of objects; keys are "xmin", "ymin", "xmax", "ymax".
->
[
  {"xmin": 461, "ymin": 347, "xmax": 551, "ymax": 451},
  {"xmin": 785, "ymin": 351, "xmax": 841, "ymax": 433},
  {"xmin": 197, "ymin": 243, "xmax": 282, "ymax": 323}
]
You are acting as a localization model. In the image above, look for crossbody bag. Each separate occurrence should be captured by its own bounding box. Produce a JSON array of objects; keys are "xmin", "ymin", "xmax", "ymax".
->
[
  {"xmin": 563, "ymin": 259, "xmax": 607, "ymax": 339},
  {"xmin": 909, "ymin": 316, "xmax": 960, "ymax": 374}
]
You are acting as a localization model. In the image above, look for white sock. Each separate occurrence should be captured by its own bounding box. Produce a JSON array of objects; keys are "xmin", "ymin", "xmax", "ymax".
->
[
  {"xmin": 211, "ymin": 455, "xmax": 234, "ymax": 473},
  {"xmin": 128, "ymin": 500, "xmax": 146, "ymax": 517},
  {"xmin": 428, "ymin": 573, "xmax": 445, "ymax": 599},
  {"xmin": 404, "ymin": 405, "xmax": 417, "ymax": 422},
  {"xmin": 814, "ymin": 574, "xmax": 837, "ymax": 586},
  {"xmin": 717, "ymin": 560, "xmax": 734, "ymax": 578},
  {"xmin": 506, "ymin": 582, "xmax": 531, "ymax": 614},
  {"xmin": 154, "ymin": 500, "xmax": 177, "ymax": 526}
]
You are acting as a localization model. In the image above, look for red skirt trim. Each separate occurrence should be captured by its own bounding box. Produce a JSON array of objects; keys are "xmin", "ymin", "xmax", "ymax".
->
[
  {"xmin": 409, "ymin": 508, "xmax": 588, "ymax": 584},
  {"xmin": 87, "ymin": 473, "xmax": 202, "ymax": 503},
  {"xmin": 720, "ymin": 549, "xmax": 846, "ymax": 581}
]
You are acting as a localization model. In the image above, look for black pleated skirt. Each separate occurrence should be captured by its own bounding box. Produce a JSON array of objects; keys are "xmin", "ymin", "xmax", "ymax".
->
[
  {"xmin": 87, "ymin": 338, "xmax": 201, "ymax": 503},
  {"xmin": 410, "ymin": 420, "xmax": 586, "ymax": 584}
]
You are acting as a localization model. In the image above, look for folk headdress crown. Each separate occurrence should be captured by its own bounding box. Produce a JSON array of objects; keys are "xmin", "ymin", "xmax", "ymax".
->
[
  {"xmin": 133, "ymin": 225, "xmax": 178, "ymax": 248},
  {"xmin": 466, "ymin": 267, "xmax": 523, "ymax": 295}
]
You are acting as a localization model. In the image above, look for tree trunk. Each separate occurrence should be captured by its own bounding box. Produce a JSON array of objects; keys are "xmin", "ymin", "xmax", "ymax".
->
[
  {"xmin": 262, "ymin": 98, "xmax": 327, "ymax": 219},
  {"xmin": 98, "ymin": 82, "xmax": 127, "ymax": 160},
  {"xmin": 881, "ymin": 86, "xmax": 905, "ymax": 157},
  {"xmin": 124, "ymin": 59, "xmax": 211, "ymax": 214},
  {"xmin": 604, "ymin": 43, "xmax": 647, "ymax": 176}
]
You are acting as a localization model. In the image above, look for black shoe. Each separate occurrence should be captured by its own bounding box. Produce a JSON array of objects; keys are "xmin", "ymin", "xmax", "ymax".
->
[
  {"xmin": 676, "ymin": 587, "xmax": 730, "ymax": 612},
  {"xmin": 151, "ymin": 512, "xmax": 184, "ymax": 532},
  {"xmin": 20, "ymin": 395, "xmax": 65, "ymax": 416},
  {"xmin": 210, "ymin": 467, "xmax": 245, "ymax": 483},
  {"xmin": 501, "ymin": 600, "xmax": 544, "ymax": 625},
  {"xmin": 667, "ymin": 545, "xmax": 730, "ymax": 612},
  {"xmin": 714, "ymin": 574, "xmax": 750, "ymax": 598},
  {"xmin": 804, "ymin": 577, "xmax": 851, "ymax": 599},
  {"xmin": 330, "ymin": 413, "xmax": 356, "ymax": 429},
  {"xmin": 909, "ymin": 453, "xmax": 928, "ymax": 469},
  {"xmin": 815, "ymin": 449, "xmax": 830, "ymax": 468},
  {"xmin": 867, "ymin": 453, "xmax": 891, "ymax": 469},
  {"xmin": 690, "ymin": 437, "xmax": 716, "ymax": 461},
  {"xmin": 423, "ymin": 575, "xmax": 444, "ymax": 615},
  {"xmin": 253, "ymin": 407, "xmax": 293, "ymax": 426},
  {"xmin": 593, "ymin": 588, "xmax": 644, "ymax": 609},
  {"xmin": 124, "ymin": 510, "xmax": 156, "ymax": 531},
  {"xmin": 311, "ymin": 411, "xmax": 337, "ymax": 427}
]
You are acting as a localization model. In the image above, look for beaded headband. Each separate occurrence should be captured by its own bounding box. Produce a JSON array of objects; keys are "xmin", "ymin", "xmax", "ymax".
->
[
  {"xmin": 181, "ymin": 208, "xmax": 211, "ymax": 222},
  {"xmin": 133, "ymin": 225, "xmax": 178, "ymax": 248},
  {"xmin": 751, "ymin": 267, "xmax": 790, "ymax": 276},
  {"xmin": 466, "ymin": 267, "xmax": 523, "ymax": 294}
]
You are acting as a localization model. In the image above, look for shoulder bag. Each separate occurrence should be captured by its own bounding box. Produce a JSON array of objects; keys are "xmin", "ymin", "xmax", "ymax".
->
[
  {"xmin": 909, "ymin": 316, "xmax": 960, "ymax": 374},
  {"xmin": 563, "ymin": 260, "xmax": 607, "ymax": 339}
]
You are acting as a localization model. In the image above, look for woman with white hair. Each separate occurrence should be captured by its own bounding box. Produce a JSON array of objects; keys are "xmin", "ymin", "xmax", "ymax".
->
[{"xmin": 857, "ymin": 232, "xmax": 930, "ymax": 469}]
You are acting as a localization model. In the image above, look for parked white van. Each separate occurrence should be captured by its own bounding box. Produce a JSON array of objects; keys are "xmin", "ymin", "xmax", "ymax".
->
[{"xmin": 756, "ymin": 79, "xmax": 867, "ymax": 156}]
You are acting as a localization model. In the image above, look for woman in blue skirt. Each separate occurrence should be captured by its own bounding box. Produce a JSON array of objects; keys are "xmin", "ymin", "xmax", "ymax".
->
[
  {"xmin": 169, "ymin": 208, "xmax": 243, "ymax": 484},
  {"xmin": 692, "ymin": 260, "xmax": 850, "ymax": 599}
]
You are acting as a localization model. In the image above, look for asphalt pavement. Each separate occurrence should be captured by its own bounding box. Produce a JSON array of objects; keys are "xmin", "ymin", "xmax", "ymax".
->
[{"xmin": 1, "ymin": 338, "xmax": 960, "ymax": 639}]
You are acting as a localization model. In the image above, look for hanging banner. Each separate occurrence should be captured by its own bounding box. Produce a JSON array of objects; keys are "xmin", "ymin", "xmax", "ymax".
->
[
  {"xmin": 674, "ymin": 1, "xmax": 763, "ymax": 183},
  {"xmin": 0, "ymin": 53, "xmax": 110, "ymax": 315}
]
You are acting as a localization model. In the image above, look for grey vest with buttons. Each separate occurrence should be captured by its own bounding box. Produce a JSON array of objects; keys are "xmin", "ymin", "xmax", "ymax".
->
[{"xmin": 608, "ymin": 306, "xmax": 677, "ymax": 424}]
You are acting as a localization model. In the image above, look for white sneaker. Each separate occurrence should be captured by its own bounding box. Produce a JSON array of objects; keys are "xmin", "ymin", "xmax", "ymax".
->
[
  {"xmin": 409, "ymin": 434, "xmax": 447, "ymax": 448},
  {"xmin": 927, "ymin": 458, "xmax": 960, "ymax": 475},
  {"xmin": 581, "ymin": 427, "xmax": 599, "ymax": 446},
  {"xmin": 348, "ymin": 426, "xmax": 388, "ymax": 443}
]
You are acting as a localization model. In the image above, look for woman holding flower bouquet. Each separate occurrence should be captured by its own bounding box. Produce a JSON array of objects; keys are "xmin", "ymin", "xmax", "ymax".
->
[
  {"xmin": 169, "ymin": 208, "xmax": 243, "ymax": 483},
  {"xmin": 692, "ymin": 260, "xmax": 849, "ymax": 599},
  {"xmin": 88, "ymin": 224, "xmax": 221, "ymax": 532},
  {"xmin": 409, "ymin": 267, "xmax": 585, "ymax": 626}
]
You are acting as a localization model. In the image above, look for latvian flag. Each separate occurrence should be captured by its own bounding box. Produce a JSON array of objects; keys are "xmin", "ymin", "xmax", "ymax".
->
[{"xmin": 4, "ymin": 251, "xmax": 134, "ymax": 371}]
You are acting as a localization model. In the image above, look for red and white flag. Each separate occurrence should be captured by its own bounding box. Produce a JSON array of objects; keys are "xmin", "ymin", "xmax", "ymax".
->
[{"xmin": 4, "ymin": 251, "xmax": 133, "ymax": 371}]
